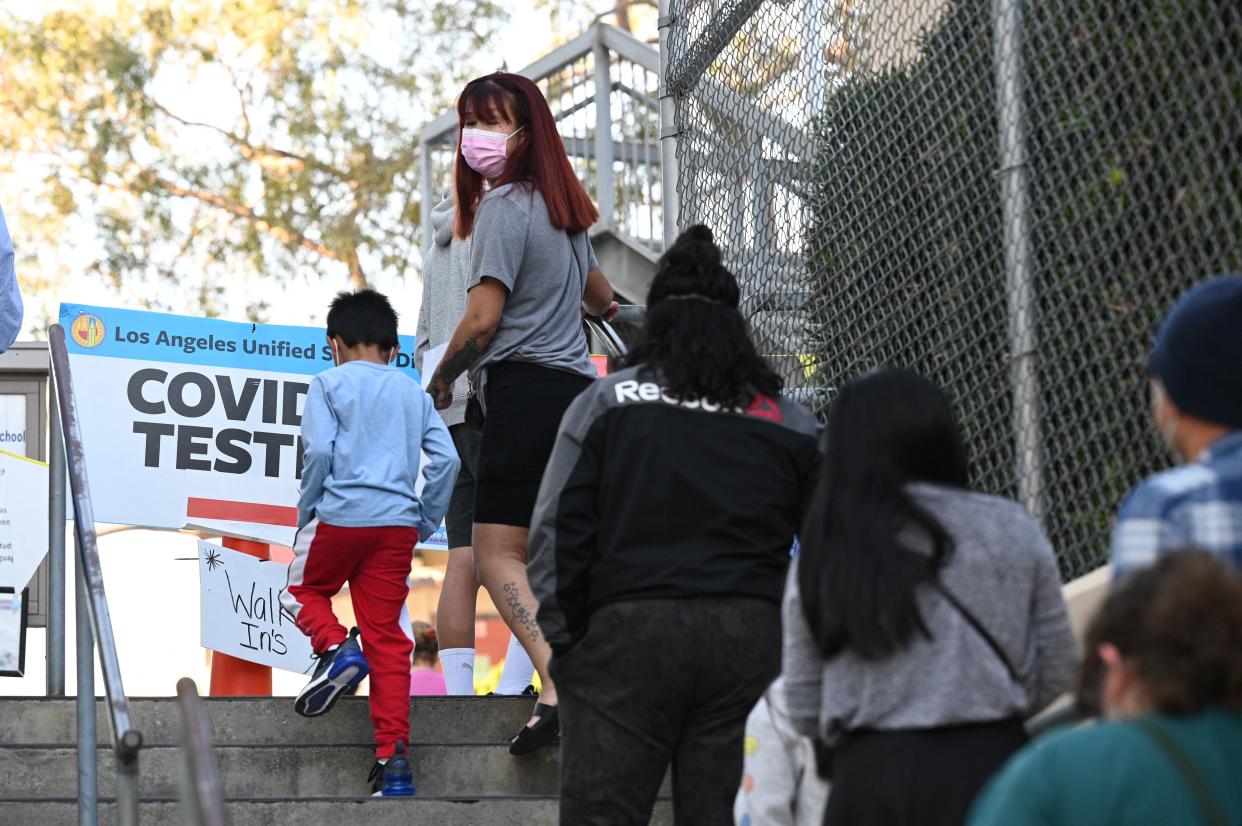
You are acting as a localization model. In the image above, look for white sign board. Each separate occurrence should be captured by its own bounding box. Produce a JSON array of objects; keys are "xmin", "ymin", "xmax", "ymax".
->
[
  {"xmin": 60, "ymin": 303, "xmax": 448, "ymax": 550},
  {"xmin": 0, "ymin": 450, "xmax": 49, "ymax": 591},
  {"xmin": 0, "ymin": 395, "xmax": 27, "ymax": 457},
  {"xmin": 197, "ymin": 540, "xmax": 315, "ymax": 673}
]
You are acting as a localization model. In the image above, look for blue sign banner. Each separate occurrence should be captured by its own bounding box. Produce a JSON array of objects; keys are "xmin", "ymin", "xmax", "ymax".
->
[
  {"xmin": 56, "ymin": 303, "xmax": 449, "ymax": 552},
  {"xmin": 59, "ymin": 303, "xmax": 422, "ymax": 380}
]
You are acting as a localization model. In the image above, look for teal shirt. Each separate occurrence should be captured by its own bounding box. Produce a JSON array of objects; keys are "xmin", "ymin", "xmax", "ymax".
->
[{"xmin": 969, "ymin": 708, "xmax": 1242, "ymax": 826}]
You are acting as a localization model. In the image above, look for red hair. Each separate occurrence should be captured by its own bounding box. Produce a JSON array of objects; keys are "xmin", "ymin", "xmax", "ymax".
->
[{"xmin": 453, "ymin": 72, "xmax": 599, "ymax": 239}]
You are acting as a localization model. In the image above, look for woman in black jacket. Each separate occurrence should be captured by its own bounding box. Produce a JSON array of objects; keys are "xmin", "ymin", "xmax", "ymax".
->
[{"xmin": 527, "ymin": 225, "xmax": 821, "ymax": 825}]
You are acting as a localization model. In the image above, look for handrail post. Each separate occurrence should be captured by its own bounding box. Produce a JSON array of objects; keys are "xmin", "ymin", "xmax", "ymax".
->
[
  {"xmin": 48, "ymin": 381, "xmax": 67, "ymax": 696},
  {"xmin": 115, "ymin": 731, "xmax": 143, "ymax": 826},
  {"xmin": 594, "ymin": 33, "xmax": 616, "ymax": 228},
  {"xmin": 177, "ymin": 678, "xmax": 228, "ymax": 826},
  {"xmin": 50, "ymin": 324, "xmax": 142, "ymax": 826},
  {"xmin": 75, "ymin": 534, "xmax": 97, "ymax": 826}
]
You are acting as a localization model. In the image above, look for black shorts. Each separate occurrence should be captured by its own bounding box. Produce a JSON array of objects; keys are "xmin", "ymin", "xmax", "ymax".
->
[
  {"xmin": 445, "ymin": 423, "xmax": 482, "ymax": 549},
  {"xmin": 474, "ymin": 361, "xmax": 593, "ymax": 528}
]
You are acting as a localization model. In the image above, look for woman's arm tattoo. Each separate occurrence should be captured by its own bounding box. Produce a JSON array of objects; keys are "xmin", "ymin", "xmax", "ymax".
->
[{"xmin": 435, "ymin": 335, "xmax": 483, "ymax": 384}]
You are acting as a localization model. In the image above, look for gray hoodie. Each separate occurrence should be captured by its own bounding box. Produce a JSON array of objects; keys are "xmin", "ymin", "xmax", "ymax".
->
[{"xmin": 414, "ymin": 195, "xmax": 470, "ymax": 427}]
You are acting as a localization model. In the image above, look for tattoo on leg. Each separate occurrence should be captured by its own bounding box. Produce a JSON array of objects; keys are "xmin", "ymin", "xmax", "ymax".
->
[{"xmin": 503, "ymin": 582, "xmax": 541, "ymax": 644}]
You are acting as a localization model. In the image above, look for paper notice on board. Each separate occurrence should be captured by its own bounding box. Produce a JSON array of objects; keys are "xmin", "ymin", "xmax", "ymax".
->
[
  {"xmin": 413, "ymin": 342, "xmax": 449, "ymax": 551},
  {"xmin": 0, "ymin": 591, "xmax": 24, "ymax": 676},
  {"xmin": 421, "ymin": 343, "xmax": 447, "ymax": 390},
  {"xmin": 0, "ymin": 450, "xmax": 49, "ymax": 591}
]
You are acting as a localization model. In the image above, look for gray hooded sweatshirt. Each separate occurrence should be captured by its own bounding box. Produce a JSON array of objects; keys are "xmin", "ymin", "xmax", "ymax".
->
[{"xmin": 414, "ymin": 195, "xmax": 470, "ymax": 427}]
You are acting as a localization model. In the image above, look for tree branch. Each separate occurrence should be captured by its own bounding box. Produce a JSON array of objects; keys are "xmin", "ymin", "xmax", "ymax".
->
[
  {"xmin": 222, "ymin": 63, "xmax": 254, "ymax": 141},
  {"xmin": 145, "ymin": 173, "xmax": 369, "ymax": 286},
  {"xmin": 12, "ymin": 118, "xmax": 371, "ymax": 287},
  {"xmin": 150, "ymin": 99, "xmax": 353, "ymax": 182}
]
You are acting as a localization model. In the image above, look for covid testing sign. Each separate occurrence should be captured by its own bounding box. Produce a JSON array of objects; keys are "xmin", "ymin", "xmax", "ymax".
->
[{"xmin": 60, "ymin": 304, "xmax": 449, "ymax": 550}]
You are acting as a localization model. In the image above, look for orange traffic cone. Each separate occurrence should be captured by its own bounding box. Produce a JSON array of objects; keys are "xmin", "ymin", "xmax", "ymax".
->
[{"xmin": 209, "ymin": 537, "xmax": 274, "ymax": 696}]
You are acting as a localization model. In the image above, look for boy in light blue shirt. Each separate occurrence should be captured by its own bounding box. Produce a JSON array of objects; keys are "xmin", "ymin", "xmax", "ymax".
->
[{"xmin": 280, "ymin": 289, "xmax": 458, "ymax": 797}]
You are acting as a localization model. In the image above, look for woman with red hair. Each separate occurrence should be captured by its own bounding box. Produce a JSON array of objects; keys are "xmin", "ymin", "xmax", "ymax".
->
[{"xmin": 427, "ymin": 72, "xmax": 617, "ymax": 755}]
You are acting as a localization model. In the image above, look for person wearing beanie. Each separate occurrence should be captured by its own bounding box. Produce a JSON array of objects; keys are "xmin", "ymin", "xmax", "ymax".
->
[
  {"xmin": 528, "ymin": 225, "xmax": 820, "ymax": 824},
  {"xmin": 1110, "ymin": 274, "xmax": 1242, "ymax": 578}
]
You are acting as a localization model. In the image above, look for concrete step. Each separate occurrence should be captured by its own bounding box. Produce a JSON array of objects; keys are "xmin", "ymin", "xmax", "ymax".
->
[
  {"xmin": 0, "ymin": 743, "xmax": 568, "ymax": 799},
  {"xmin": 0, "ymin": 696, "xmax": 535, "ymax": 746},
  {"xmin": 0, "ymin": 797, "xmax": 675, "ymax": 826}
]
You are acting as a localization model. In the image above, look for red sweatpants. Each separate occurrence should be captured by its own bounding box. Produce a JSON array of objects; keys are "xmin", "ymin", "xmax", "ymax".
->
[{"xmin": 284, "ymin": 518, "xmax": 418, "ymax": 760}]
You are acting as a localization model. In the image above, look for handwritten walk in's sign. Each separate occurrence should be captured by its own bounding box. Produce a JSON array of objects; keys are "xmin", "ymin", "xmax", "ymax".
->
[
  {"xmin": 60, "ymin": 303, "xmax": 447, "ymax": 550},
  {"xmin": 0, "ymin": 449, "xmax": 49, "ymax": 591},
  {"xmin": 198, "ymin": 540, "xmax": 315, "ymax": 673}
]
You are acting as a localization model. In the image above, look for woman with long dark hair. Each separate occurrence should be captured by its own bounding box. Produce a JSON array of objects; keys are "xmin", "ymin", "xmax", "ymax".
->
[
  {"xmin": 783, "ymin": 369, "xmax": 1076, "ymax": 826},
  {"xmin": 528, "ymin": 225, "xmax": 821, "ymax": 825},
  {"xmin": 426, "ymin": 72, "xmax": 618, "ymax": 753}
]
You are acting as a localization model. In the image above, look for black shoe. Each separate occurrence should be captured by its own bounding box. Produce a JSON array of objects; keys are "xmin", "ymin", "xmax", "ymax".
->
[
  {"xmin": 368, "ymin": 741, "xmax": 416, "ymax": 797},
  {"xmin": 485, "ymin": 684, "xmax": 539, "ymax": 697},
  {"xmin": 295, "ymin": 628, "xmax": 369, "ymax": 717},
  {"xmin": 509, "ymin": 703, "xmax": 559, "ymax": 756}
]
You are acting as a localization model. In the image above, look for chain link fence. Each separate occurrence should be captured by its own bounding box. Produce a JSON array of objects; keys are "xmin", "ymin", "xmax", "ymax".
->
[{"xmin": 664, "ymin": 0, "xmax": 1242, "ymax": 579}]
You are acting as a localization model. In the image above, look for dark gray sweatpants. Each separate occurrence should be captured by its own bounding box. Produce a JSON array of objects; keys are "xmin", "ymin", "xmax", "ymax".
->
[{"xmin": 550, "ymin": 596, "xmax": 782, "ymax": 825}]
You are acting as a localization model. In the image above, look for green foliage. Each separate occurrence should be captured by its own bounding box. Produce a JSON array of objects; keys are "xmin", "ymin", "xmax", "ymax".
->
[
  {"xmin": 806, "ymin": 0, "xmax": 1242, "ymax": 577},
  {"xmin": 0, "ymin": 0, "xmax": 504, "ymax": 315}
]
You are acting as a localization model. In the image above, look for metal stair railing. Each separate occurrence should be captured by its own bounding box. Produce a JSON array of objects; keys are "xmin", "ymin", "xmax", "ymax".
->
[
  {"xmin": 48, "ymin": 324, "xmax": 144, "ymax": 826},
  {"xmin": 176, "ymin": 678, "xmax": 227, "ymax": 826},
  {"xmin": 585, "ymin": 314, "xmax": 630, "ymax": 359}
]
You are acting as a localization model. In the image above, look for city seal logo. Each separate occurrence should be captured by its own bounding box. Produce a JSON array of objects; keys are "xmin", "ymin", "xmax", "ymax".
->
[{"xmin": 70, "ymin": 314, "xmax": 106, "ymax": 348}]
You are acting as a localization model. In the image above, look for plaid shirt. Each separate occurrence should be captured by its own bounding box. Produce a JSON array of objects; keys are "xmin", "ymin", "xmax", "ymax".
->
[{"xmin": 1110, "ymin": 430, "xmax": 1242, "ymax": 578}]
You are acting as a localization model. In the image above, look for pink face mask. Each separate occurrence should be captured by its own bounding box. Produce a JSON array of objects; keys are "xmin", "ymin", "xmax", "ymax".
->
[{"xmin": 460, "ymin": 126, "xmax": 523, "ymax": 178}]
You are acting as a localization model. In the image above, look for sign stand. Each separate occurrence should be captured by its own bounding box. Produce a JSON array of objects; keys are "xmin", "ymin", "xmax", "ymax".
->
[{"xmin": 208, "ymin": 537, "xmax": 274, "ymax": 696}]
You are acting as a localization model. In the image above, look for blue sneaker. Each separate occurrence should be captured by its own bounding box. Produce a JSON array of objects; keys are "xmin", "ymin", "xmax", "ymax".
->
[
  {"xmin": 369, "ymin": 741, "xmax": 416, "ymax": 797},
  {"xmin": 295, "ymin": 627, "xmax": 369, "ymax": 717}
]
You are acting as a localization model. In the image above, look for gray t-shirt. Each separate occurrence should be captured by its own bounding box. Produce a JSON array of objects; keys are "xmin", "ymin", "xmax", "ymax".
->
[{"xmin": 467, "ymin": 183, "xmax": 598, "ymax": 381}]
